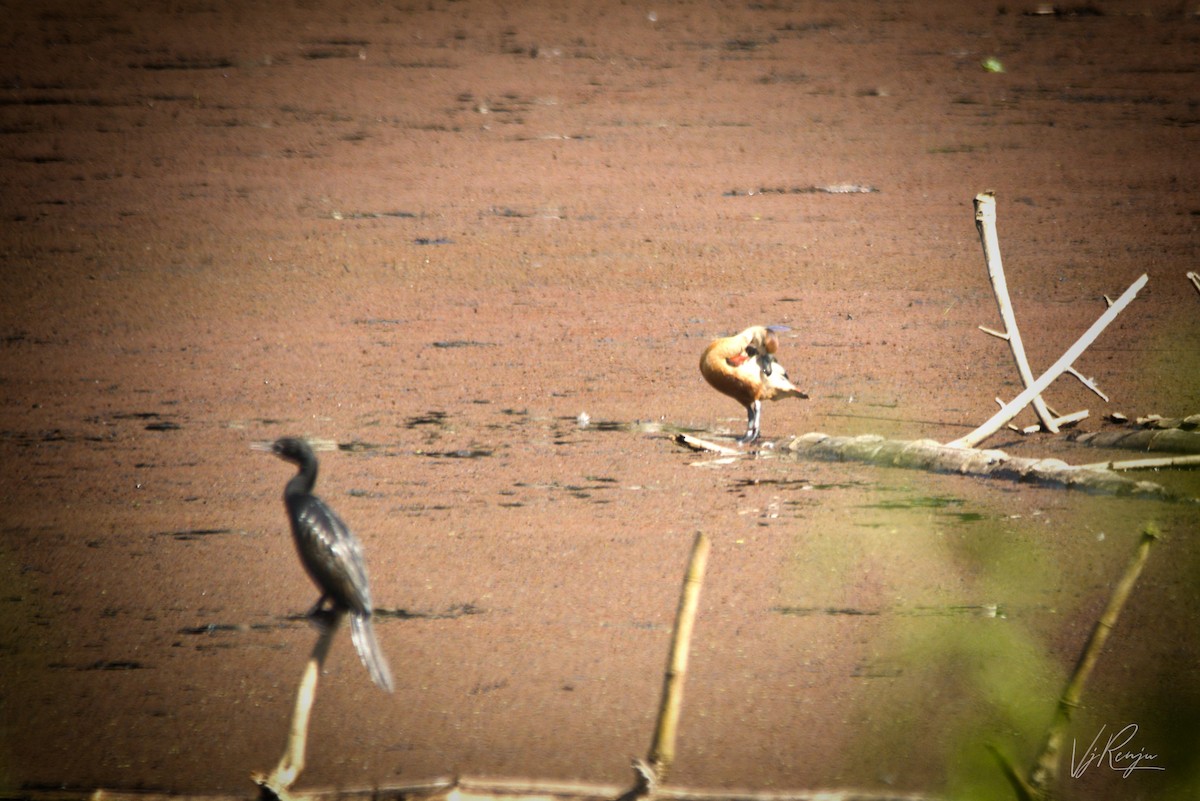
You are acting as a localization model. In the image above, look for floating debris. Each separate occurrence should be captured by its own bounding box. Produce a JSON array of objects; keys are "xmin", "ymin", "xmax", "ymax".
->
[
  {"xmin": 178, "ymin": 623, "xmax": 247, "ymax": 635},
  {"xmin": 418, "ymin": 448, "xmax": 493, "ymax": 459},
  {"xmin": 981, "ymin": 56, "xmax": 1005, "ymax": 73},
  {"xmin": 375, "ymin": 603, "xmax": 485, "ymax": 620},
  {"xmin": 330, "ymin": 210, "xmax": 417, "ymax": 220},
  {"xmin": 79, "ymin": 660, "xmax": 146, "ymax": 671},
  {"xmin": 158, "ymin": 528, "xmax": 238, "ymax": 541},
  {"xmin": 724, "ymin": 183, "xmax": 878, "ymax": 197},
  {"xmin": 136, "ymin": 57, "xmax": 234, "ymax": 71}
]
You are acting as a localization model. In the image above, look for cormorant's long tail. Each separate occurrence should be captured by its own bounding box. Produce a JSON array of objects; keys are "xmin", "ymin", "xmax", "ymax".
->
[{"xmin": 350, "ymin": 613, "xmax": 394, "ymax": 693}]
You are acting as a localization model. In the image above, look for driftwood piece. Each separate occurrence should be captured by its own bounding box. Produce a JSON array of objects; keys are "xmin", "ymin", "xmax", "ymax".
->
[
  {"xmin": 990, "ymin": 524, "xmax": 1160, "ymax": 800},
  {"xmin": 973, "ymin": 192, "xmax": 1059, "ymax": 433},
  {"xmin": 784, "ymin": 432, "xmax": 1190, "ymax": 501},
  {"xmin": 253, "ymin": 616, "xmax": 342, "ymax": 800},
  {"xmin": 948, "ymin": 273, "xmax": 1149, "ymax": 449},
  {"xmin": 1188, "ymin": 270, "xmax": 1200, "ymax": 296}
]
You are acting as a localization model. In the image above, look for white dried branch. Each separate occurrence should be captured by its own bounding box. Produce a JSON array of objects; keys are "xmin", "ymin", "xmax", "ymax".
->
[{"xmin": 948, "ymin": 273, "xmax": 1149, "ymax": 449}]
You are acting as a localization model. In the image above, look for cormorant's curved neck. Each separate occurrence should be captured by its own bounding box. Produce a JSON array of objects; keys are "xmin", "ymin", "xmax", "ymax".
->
[{"xmin": 284, "ymin": 454, "xmax": 318, "ymax": 498}]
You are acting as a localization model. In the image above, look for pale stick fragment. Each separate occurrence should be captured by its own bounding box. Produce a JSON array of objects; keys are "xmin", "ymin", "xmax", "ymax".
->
[
  {"xmin": 1188, "ymin": 271, "xmax": 1200, "ymax": 296},
  {"xmin": 1064, "ymin": 365, "xmax": 1109, "ymax": 402},
  {"xmin": 974, "ymin": 192, "xmax": 1059, "ymax": 433},
  {"xmin": 1049, "ymin": 409, "xmax": 1089, "ymax": 428},
  {"xmin": 948, "ymin": 273, "xmax": 1148, "ymax": 449},
  {"xmin": 1001, "ymin": 402, "xmax": 1086, "ymax": 434},
  {"xmin": 674, "ymin": 432, "xmax": 741, "ymax": 456},
  {"xmin": 978, "ymin": 325, "xmax": 1009, "ymax": 340}
]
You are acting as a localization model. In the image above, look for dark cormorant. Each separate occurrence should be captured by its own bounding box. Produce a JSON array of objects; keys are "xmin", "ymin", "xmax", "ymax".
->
[{"xmin": 256, "ymin": 436, "xmax": 394, "ymax": 693}]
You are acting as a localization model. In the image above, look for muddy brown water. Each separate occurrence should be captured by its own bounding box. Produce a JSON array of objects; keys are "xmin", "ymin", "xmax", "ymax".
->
[{"xmin": 2, "ymin": 2, "xmax": 1198, "ymax": 799}]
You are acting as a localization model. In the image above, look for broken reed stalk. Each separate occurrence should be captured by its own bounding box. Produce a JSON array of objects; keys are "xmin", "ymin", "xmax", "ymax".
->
[
  {"xmin": 1020, "ymin": 524, "xmax": 1161, "ymax": 797},
  {"xmin": 254, "ymin": 615, "xmax": 343, "ymax": 799},
  {"xmin": 649, "ymin": 532, "xmax": 711, "ymax": 783},
  {"xmin": 974, "ymin": 192, "xmax": 1059, "ymax": 434},
  {"xmin": 626, "ymin": 532, "xmax": 711, "ymax": 799},
  {"xmin": 948, "ymin": 273, "xmax": 1149, "ymax": 449}
]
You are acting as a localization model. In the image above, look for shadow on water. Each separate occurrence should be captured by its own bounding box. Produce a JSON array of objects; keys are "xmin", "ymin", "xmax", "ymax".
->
[
  {"xmin": 769, "ymin": 456, "xmax": 1200, "ymax": 798},
  {"xmin": 857, "ymin": 494, "xmax": 990, "ymax": 523}
]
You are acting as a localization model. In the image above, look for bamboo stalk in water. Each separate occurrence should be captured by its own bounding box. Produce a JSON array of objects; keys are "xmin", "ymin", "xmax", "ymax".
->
[
  {"xmin": 648, "ymin": 533, "xmax": 711, "ymax": 783},
  {"xmin": 990, "ymin": 524, "xmax": 1160, "ymax": 800},
  {"xmin": 623, "ymin": 532, "xmax": 712, "ymax": 800}
]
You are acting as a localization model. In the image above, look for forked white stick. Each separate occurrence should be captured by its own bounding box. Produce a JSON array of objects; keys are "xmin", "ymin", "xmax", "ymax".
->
[{"xmin": 949, "ymin": 273, "xmax": 1148, "ymax": 449}]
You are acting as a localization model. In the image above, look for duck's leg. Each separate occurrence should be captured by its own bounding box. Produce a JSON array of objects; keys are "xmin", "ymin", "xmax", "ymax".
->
[{"xmin": 737, "ymin": 400, "xmax": 761, "ymax": 445}]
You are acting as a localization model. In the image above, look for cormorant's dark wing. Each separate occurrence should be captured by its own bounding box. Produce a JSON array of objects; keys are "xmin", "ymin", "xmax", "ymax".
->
[{"xmin": 287, "ymin": 494, "xmax": 373, "ymax": 616}]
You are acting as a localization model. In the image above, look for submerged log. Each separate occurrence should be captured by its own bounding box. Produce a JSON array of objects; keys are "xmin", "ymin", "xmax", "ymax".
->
[
  {"xmin": 1070, "ymin": 427, "xmax": 1200, "ymax": 455},
  {"xmin": 1133, "ymin": 413, "xmax": 1200, "ymax": 430},
  {"xmin": 782, "ymin": 432, "xmax": 1192, "ymax": 502}
]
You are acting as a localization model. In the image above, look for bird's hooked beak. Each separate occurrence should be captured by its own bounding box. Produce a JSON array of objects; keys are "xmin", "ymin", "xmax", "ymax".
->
[{"xmin": 250, "ymin": 440, "xmax": 280, "ymax": 456}]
